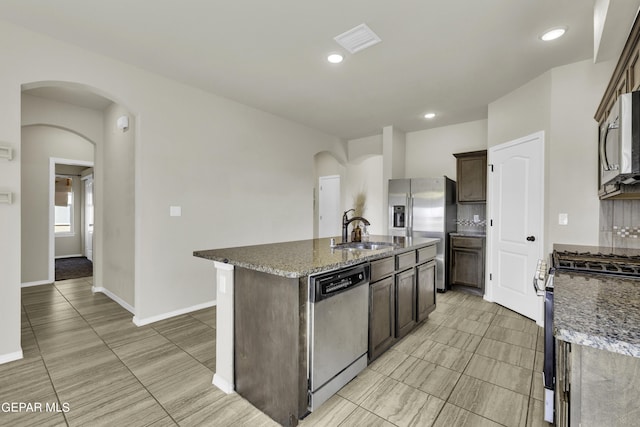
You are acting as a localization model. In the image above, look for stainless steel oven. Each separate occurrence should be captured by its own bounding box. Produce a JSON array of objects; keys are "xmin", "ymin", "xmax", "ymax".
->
[{"xmin": 533, "ymin": 260, "xmax": 555, "ymax": 423}]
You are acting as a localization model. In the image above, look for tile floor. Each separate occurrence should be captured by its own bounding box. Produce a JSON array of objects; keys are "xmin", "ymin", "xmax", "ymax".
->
[{"xmin": 1, "ymin": 277, "xmax": 551, "ymax": 426}]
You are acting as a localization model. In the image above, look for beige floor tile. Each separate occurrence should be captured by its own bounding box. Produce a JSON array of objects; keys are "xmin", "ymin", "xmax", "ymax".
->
[
  {"xmin": 339, "ymin": 407, "xmax": 395, "ymax": 427},
  {"xmin": 412, "ymin": 339, "xmax": 474, "ymax": 372},
  {"xmin": 64, "ymin": 387, "xmax": 168, "ymax": 427},
  {"xmin": 369, "ymin": 348, "xmax": 409, "ymax": 376},
  {"xmin": 429, "ymin": 325, "xmax": 482, "ymax": 352},
  {"xmin": 492, "ymin": 313, "xmax": 540, "ymax": 335},
  {"xmin": 337, "ymin": 367, "xmax": 386, "ymax": 405},
  {"xmin": 526, "ymin": 397, "xmax": 553, "ymax": 427},
  {"xmin": 485, "ymin": 324, "xmax": 537, "ymax": 350},
  {"xmin": 393, "ymin": 332, "xmax": 426, "ymax": 355},
  {"xmin": 464, "ymin": 353, "xmax": 533, "ymax": 395},
  {"xmin": 531, "ymin": 371, "xmax": 545, "ymax": 401},
  {"xmin": 534, "ymin": 350, "xmax": 544, "ymax": 372},
  {"xmin": 433, "ymin": 403, "xmax": 503, "ymax": 427},
  {"xmin": 448, "ymin": 375, "xmax": 528, "ymax": 427},
  {"xmin": 360, "ymin": 377, "xmax": 443, "ymax": 427},
  {"xmin": 0, "ymin": 411, "xmax": 68, "ymax": 427},
  {"xmin": 298, "ymin": 394, "xmax": 357, "ymax": 426},
  {"xmin": 389, "ymin": 355, "xmax": 461, "ymax": 400},
  {"xmin": 406, "ymin": 395, "xmax": 448, "ymax": 427},
  {"xmin": 444, "ymin": 315, "xmax": 490, "ymax": 336},
  {"xmin": 476, "ymin": 337, "xmax": 536, "ymax": 369},
  {"xmin": 13, "ymin": 286, "xmax": 545, "ymax": 427},
  {"xmin": 447, "ymin": 305, "xmax": 495, "ymax": 324},
  {"xmin": 190, "ymin": 307, "xmax": 216, "ymax": 328}
]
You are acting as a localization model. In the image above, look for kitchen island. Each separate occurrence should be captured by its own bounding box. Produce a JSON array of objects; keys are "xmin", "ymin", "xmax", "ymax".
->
[
  {"xmin": 194, "ymin": 235, "xmax": 439, "ymax": 426},
  {"xmin": 552, "ymin": 257, "xmax": 640, "ymax": 426}
]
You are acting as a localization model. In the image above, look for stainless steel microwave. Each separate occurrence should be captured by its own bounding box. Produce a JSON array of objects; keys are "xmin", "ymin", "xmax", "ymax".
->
[{"xmin": 600, "ymin": 91, "xmax": 640, "ymax": 186}]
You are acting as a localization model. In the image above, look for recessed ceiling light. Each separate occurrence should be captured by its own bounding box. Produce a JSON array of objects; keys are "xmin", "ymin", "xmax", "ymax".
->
[
  {"xmin": 424, "ymin": 113, "xmax": 436, "ymax": 119},
  {"xmin": 540, "ymin": 26, "xmax": 567, "ymax": 41},
  {"xmin": 327, "ymin": 53, "xmax": 344, "ymax": 64}
]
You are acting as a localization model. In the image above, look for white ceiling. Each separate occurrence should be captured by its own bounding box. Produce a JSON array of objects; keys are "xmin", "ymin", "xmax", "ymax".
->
[{"xmin": 4, "ymin": 1, "xmax": 639, "ymax": 140}]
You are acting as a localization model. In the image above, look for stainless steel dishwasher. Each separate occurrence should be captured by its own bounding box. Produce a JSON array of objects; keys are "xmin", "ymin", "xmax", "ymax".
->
[{"xmin": 307, "ymin": 263, "xmax": 370, "ymax": 412}]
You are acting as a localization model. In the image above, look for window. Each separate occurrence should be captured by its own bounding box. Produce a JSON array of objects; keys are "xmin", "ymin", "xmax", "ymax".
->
[{"xmin": 55, "ymin": 176, "xmax": 74, "ymax": 235}]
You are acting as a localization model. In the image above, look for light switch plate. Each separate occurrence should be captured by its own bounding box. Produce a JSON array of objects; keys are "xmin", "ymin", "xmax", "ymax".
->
[
  {"xmin": 169, "ymin": 206, "xmax": 182, "ymax": 217},
  {"xmin": 559, "ymin": 213, "xmax": 568, "ymax": 225}
]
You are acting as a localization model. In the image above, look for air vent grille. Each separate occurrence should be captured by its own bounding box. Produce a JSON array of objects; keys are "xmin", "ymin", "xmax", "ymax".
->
[{"xmin": 334, "ymin": 23, "xmax": 381, "ymax": 54}]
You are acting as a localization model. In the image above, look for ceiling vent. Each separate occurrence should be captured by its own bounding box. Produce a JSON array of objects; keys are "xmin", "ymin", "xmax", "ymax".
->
[{"xmin": 334, "ymin": 23, "xmax": 381, "ymax": 54}]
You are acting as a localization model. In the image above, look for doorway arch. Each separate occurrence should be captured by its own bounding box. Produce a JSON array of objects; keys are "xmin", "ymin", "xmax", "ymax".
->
[{"xmin": 21, "ymin": 81, "xmax": 138, "ymax": 314}]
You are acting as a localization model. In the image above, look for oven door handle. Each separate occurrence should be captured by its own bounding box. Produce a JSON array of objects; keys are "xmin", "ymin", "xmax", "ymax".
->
[{"xmin": 533, "ymin": 260, "xmax": 547, "ymax": 296}]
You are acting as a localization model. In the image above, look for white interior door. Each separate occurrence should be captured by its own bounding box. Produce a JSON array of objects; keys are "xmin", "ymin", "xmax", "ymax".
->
[
  {"xmin": 488, "ymin": 132, "xmax": 544, "ymax": 324},
  {"xmin": 318, "ymin": 175, "xmax": 341, "ymax": 238},
  {"xmin": 83, "ymin": 175, "xmax": 94, "ymax": 262}
]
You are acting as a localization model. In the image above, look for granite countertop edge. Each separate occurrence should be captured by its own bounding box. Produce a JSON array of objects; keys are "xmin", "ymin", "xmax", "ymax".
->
[
  {"xmin": 555, "ymin": 327, "xmax": 640, "ymax": 358},
  {"xmin": 553, "ymin": 271, "xmax": 640, "ymax": 358},
  {"xmin": 194, "ymin": 235, "xmax": 440, "ymax": 278}
]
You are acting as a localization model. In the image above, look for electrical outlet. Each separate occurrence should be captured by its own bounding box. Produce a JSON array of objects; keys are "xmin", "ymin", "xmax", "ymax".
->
[{"xmin": 559, "ymin": 213, "xmax": 568, "ymax": 225}]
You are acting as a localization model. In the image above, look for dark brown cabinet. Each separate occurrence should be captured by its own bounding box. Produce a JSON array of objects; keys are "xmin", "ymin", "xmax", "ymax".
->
[
  {"xmin": 395, "ymin": 268, "xmax": 416, "ymax": 339},
  {"xmin": 454, "ymin": 150, "xmax": 487, "ymax": 203},
  {"xmin": 368, "ymin": 245, "xmax": 437, "ymax": 362},
  {"xmin": 417, "ymin": 260, "xmax": 436, "ymax": 321},
  {"xmin": 449, "ymin": 235, "xmax": 485, "ymax": 290},
  {"xmin": 369, "ymin": 276, "xmax": 395, "ymax": 360}
]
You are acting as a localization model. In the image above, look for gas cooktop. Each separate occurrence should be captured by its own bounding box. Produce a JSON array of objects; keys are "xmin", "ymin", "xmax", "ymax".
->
[{"xmin": 552, "ymin": 245, "xmax": 640, "ymax": 277}]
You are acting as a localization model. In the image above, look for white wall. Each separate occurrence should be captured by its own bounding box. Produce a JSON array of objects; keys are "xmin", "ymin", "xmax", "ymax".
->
[
  {"xmin": 102, "ymin": 103, "xmax": 135, "ymax": 306},
  {"xmin": 345, "ymin": 155, "xmax": 385, "ymax": 235},
  {"xmin": 21, "ymin": 126, "xmax": 94, "ymax": 284},
  {"xmin": 0, "ymin": 20, "xmax": 344, "ymax": 360},
  {"xmin": 488, "ymin": 58, "xmax": 615, "ymax": 251},
  {"xmin": 406, "ymin": 119, "xmax": 488, "ymax": 179}
]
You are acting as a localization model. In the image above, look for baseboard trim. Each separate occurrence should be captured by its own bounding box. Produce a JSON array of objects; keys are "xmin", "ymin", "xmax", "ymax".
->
[
  {"xmin": 0, "ymin": 350, "xmax": 23, "ymax": 365},
  {"xmin": 92, "ymin": 286, "xmax": 135, "ymax": 314},
  {"xmin": 132, "ymin": 300, "xmax": 217, "ymax": 327},
  {"xmin": 21, "ymin": 280, "xmax": 53, "ymax": 288},
  {"xmin": 212, "ymin": 373, "xmax": 235, "ymax": 394}
]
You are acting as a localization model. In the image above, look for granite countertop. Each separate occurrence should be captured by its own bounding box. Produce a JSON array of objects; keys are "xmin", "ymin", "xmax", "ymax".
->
[
  {"xmin": 194, "ymin": 235, "xmax": 439, "ymax": 278},
  {"xmin": 554, "ymin": 271, "xmax": 640, "ymax": 358},
  {"xmin": 450, "ymin": 232, "xmax": 486, "ymax": 237}
]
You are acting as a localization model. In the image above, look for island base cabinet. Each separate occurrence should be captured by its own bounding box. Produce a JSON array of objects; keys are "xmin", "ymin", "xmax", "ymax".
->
[
  {"xmin": 417, "ymin": 260, "xmax": 436, "ymax": 322},
  {"xmin": 565, "ymin": 343, "xmax": 640, "ymax": 427},
  {"xmin": 369, "ymin": 276, "xmax": 395, "ymax": 361},
  {"xmin": 395, "ymin": 269, "xmax": 417, "ymax": 339},
  {"xmin": 234, "ymin": 267, "xmax": 307, "ymax": 427}
]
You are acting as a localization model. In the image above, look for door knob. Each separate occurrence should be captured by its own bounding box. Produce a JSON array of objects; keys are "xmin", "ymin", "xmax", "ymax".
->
[{"xmin": 526, "ymin": 236, "xmax": 536, "ymax": 242}]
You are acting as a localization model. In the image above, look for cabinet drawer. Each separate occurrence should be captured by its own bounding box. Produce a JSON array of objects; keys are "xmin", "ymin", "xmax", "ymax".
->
[
  {"xmin": 451, "ymin": 236, "xmax": 483, "ymax": 249},
  {"xmin": 417, "ymin": 245, "xmax": 437, "ymax": 263},
  {"xmin": 371, "ymin": 256, "xmax": 395, "ymax": 282},
  {"xmin": 396, "ymin": 251, "xmax": 416, "ymax": 270}
]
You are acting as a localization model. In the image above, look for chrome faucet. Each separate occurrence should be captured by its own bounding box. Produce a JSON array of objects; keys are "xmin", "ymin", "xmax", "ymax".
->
[{"xmin": 342, "ymin": 209, "xmax": 370, "ymax": 243}]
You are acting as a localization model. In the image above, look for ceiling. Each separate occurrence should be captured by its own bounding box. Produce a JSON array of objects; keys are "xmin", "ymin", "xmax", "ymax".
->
[{"xmin": 4, "ymin": 1, "xmax": 639, "ymax": 140}]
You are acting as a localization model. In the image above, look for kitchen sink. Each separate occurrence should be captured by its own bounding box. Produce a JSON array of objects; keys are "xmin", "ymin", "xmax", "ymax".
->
[{"xmin": 334, "ymin": 241, "xmax": 397, "ymax": 251}]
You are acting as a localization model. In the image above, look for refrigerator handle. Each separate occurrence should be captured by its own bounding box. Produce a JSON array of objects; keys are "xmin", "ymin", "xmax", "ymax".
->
[{"xmin": 407, "ymin": 195, "xmax": 413, "ymax": 234}]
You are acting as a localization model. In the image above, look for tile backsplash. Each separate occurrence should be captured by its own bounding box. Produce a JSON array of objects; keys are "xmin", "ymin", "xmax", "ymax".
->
[
  {"xmin": 456, "ymin": 204, "xmax": 486, "ymax": 233},
  {"xmin": 599, "ymin": 199, "xmax": 640, "ymax": 249}
]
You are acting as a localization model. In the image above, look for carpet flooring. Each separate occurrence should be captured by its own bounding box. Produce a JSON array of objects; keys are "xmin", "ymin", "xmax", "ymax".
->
[{"xmin": 54, "ymin": 256, "xmax": 93, "ymax": 281}]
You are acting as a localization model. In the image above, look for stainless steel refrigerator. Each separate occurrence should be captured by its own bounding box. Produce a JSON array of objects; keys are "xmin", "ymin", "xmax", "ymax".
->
[{"xmin": 388, "ymin": 177, "xmax": 457, "ymax": 292}]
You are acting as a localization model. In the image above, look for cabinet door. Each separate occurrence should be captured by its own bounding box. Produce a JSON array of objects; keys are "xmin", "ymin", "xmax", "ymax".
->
[
  {"xmin": 450, "ymin": 247, "xmax": 483, "ymax": 288},
  {"xmin": 456, "ymin": 152, "xmax": 487, "ymax": 203},
  {"xmin": 417, "ymin": 261, "xmax": 436, "ymax": 322},
  {"xmin": 369, "ymin": 277, "xmax": 395, "ymax": 361},
  {"xmin": 395, "ymin": 269, "xmax": 417, "ymax": 339}
]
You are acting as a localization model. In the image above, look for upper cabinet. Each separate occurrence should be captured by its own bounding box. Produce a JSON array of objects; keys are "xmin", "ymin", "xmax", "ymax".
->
[
  {"xmin": 454, "ymin": 150, "xmax": 487, "ymax": 203},
  {"xmin": 595, "ymin": 13, "xmax": 640, "ymax": 199}
]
